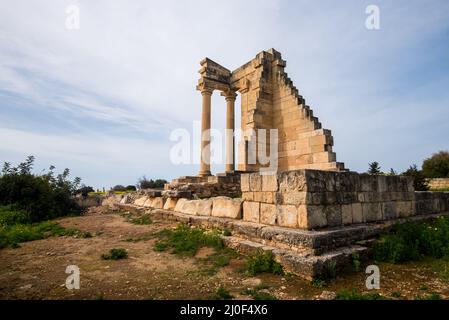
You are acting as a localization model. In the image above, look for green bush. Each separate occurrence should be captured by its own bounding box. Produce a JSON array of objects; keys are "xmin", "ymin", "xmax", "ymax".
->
[
  {"xmin": 243, "ymin": 250, "xmax": 284, "ymax": 276},
  {"xmin": 138, "ymin": 176, "xmax": 168, "ymax": 190},
  {"xmin": 422, "ymin": 151, "xmax": 449, "ymax": 178},
  {"xmin": 101, "ymin": 248, "xmax": 128, "ymax": 260},
  {"xmin": 213, "ymin": 286, "xmax": 233, "ymax": 300},
  {"xmin": 154, "ymin": 224, "xmax": 223, "ymax": 256},
  {"xmin": 373, "ymin": 216, "xmax": 449, "ymax": 263},
  {"xmin": 0, "ymin": 156, "xmax": 83, "ymax": 223},
  {"xmin": 129, "ymin": 215, "xmax": 152, "ymax": 225},
  {"xmin": 402, "ymin": 164, "xmax": 429, "ymax": 191}
]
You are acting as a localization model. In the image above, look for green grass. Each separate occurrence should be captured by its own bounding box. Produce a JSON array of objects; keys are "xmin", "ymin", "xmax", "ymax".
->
[
  {"xmin": 242, "ymin": 284, "xmax": 277, "ymax": 300},
  {"xmin": 429, "ymin": 188, "xmax": 449, "ymax": 192},
  {"xmin": 212, "ymin": 286, "xmax": 233, "ymax": 300},
  {"xmin": 0, "ymin": 220, "xmax": 92, "ymax": 249},
  {"xmin": 153, "ymin": 224, "xmax": 223, "ymax": 256},
  {"xmin": 373, "ymin": 216, "xmax": 449, "ymax": 263},
  {"xmin": 129, "ymin": 215, "xmax": 153, "ymax": 225},
  {"xmin": 414, "ymin": 293, "xmax": 443, "ymax": 300},
  {"xmin": 336, "ymin": 289, "xmax": 389, "ymax": 300},
  {"xmin": 195, "ymin": 247, "xmax": 238, "ymax": 275},
  {"xmin": 241, "ymin": 250, "xmax": 284, "ymax": 276},
  {"xmin": 101, "ymin": 248, "xmax": 128, "ymax": 260}
]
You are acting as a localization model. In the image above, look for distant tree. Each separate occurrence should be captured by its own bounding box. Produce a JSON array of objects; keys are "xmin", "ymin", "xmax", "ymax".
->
[
  {"xmin": 422, "ymin": 151, "xmax": 449, "ymax": 178},
  {"xmin": 76, "ymin": 185, "xmax": 95, "ymax": 197},
  {"xmin": 112, "ymin": 185, "xmax": 127, "ymax": 192},
  {"xmin": 138, "ymin": 176, "xmax": 168, "ymax": 189},
  {"xmin": 368, "ymin": 162, "xmax": 381, "ymax": 175},
  {"xmin": 125, "ymin": 185, "xmax": 137, "ymax": 191},
  {"xmin": 402, "ymin": 164, "xmax": 429, "ymax": 191}
]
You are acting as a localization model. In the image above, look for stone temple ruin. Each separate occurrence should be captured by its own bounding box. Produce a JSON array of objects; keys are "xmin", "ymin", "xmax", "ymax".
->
[{"xmin": 107, "ymin": 49, "xmax": 449, "ymax": 280}]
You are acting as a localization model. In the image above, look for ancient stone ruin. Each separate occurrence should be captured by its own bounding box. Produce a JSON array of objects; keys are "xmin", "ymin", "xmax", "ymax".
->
[{"xmin": 108, "ymin": 49, "xmax": 449, "ymax": 280}]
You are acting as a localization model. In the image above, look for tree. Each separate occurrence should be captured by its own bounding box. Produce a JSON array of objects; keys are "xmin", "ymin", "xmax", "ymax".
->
[
  {"xmin": 422, "ymin": 151, "xmax": 449, "ymax": 178},
  {"xmin": 402, "ymin": 164, "xmax": 429, "ymax": 191},
  {"xmin": 368, "ymin": 162, "xmax": 381, "ymax": 175},
  {"xmin": 76, "ymin": 185, "xmax": 95, "ymax": 197},
  {"xmin": 388, "ymin": 168, "xmax": 397, "ymax": 176},
  {"xmin": 126, "ymin": 185, "xmax": 137, "ymax": 191},
  {"xmin": 112, "ymin": 185, "xmax": 127, "ymax": 192},
  {"xmin": 138, "ymin": 176, "xmax": 168, "ymax": 189}
]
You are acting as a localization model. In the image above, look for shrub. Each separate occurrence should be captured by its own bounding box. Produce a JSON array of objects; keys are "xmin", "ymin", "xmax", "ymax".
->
[
  {"xmin": 129, "ymin": 215, "xmax": 152, "ymax": 225},
  {"xmin": 243, "ymin": 250, "xmax": 284, "ymax": 276},
  {"xmin": 422, "ymin": 151, "xmax": 449, "ymax": 178},
  {"xmin": 402, "ymin": 164, "xmax": 429, "ymax": 191},
  {"xmin": 101, "ymin": 248, "xmax": 128, "ymax": 260},
  {"xmin": 76, "ymin": 185, "xmax": 94, "ymax": 197},
  {"xmin": 0, "ymin": 156, "xmax": 83, "ymax": 222},
  {"xmin": 153, "ymin": 224, "xmax": 223, "ymax": 256},
  {"xmin": 112, "ymin": 185, "xmax": 127, "ymax": 192},
  {"xmin": 373, "ymin": 216, "xmax": 449, "ymax": 263},
  {"xmin": 125, "ymin": 185, "xmax": 137, "ymax": 191},
  {"xmin": 138, "ymin": 176, "xmax": 168, "ymax": 190}
]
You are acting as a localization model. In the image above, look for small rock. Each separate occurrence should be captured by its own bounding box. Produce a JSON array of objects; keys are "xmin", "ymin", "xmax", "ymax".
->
[
  {"xmin": 242, "ymin": 278, "xmax": 262, "ymax": 287},
  {"xmin": 319, "ymin": 291, "xmax": 337, "ymax": 300}
]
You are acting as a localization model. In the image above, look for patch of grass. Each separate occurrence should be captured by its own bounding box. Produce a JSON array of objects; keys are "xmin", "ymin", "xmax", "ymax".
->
[
  {"xmin": 213, "ymin": 286, "xmax": 233, "ymax": 300},
  {"xmin": 196, "ymin": 248, "xmax": 238, "ymax": 276},
  {"xmin": 242, "ymin": 250, "xmax": 284, "ymax": 276},
  {"xmin": 373, "ymin": 216, "xmax": 449, "ymax": 263},
  {"xmin": 391, "ymin": 291, "xmax": 402, "ymax": 298},
  {"xmin": 101, "ymin": 248, "xmax": 128, "ymax": 260},
  {"xmin": 222, "ymin": 228, "xmax": 232, "ymax": 236},
  {"xmin": 311, "ymin": 279, "xmax": 327, "ymax": 288},
  {"xmin": 0, "ymin": 220, "xmax": 91, "ymax": 249},
  {"xmin": 153, "ymin": 224, "xmax": 223, "ymax": 256},
  {"xmin": 352, "ymin": 253, "xmax": 361, "ymax": 272},
  {"xmin": 125, "ymin": 232, "xmax": 155, "ymax": 243},
  {"xmin": 415, "ymin": 293, "xmax": 443, "ymax": 300},
  {"xmin": 336, "ymin": 289, "xmax": 389, "ymax": 300},
  {"xmin": 242, "ymin": 284, "xmax": 277, "ymax": 300},
  {"xmin": 252, "ymin": 292, "xmax": 278, "ymax": 300},
  {"xmin": 129, "ymin": 215, "xmax": 152, "ymax": 225}
]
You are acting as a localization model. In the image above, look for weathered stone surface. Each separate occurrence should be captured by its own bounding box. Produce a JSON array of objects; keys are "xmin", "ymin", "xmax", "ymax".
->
[
  {"xmin": 243, "ymin": 201, "xmax": 260, "ymax": 223},
  {"xmin": 324, "ymin": 205, "xmax": 342, "ymax": 227},
  {"xmin": 260, "ymin": 203, "xmax": 277, "ymax": 225},
  {"xmin": 151, "ymin": 197, "xmax": 164, "ymax": 209},
  {"xmin": 143, "ymin": 197, "xmax": 154, "ymax": 207},
  {"xmin": 351, "ymin": 203, "xmax": 363, "ymax": 223},
  {"xmin": 281, "ymin": 192, "xmax": 308, "ymax": 205},
  {"xmin": 279, "ymin": 171, "xmax": 307, "ymax": 193},
  {"xmin": 211, "ymin": 197, "xmax": 242, "ymax": 219},
  {"xmin": 382, "ymin": 202, "xmax": 397, "ymax": 220},
  {"xmin": 341, "ymin": 204, "xmax": 352, "ymax": 225},
  {"xmin": 249, "ymin": 173, "xmax": 262, "ymax": 192},
  {"xmin": 241, "ymin": 174, "xmax": 250, "ymax": 192},
  {"xmin": 306, "ymin": 205, "xmax": 327, "ymax": 229},
  {"xmin": 277, "ymin": 205, "xmax": 298, "ymax": 228},
  {"xmin": 134, "ymin": 196, "xmax": 148, "ymax": 207},
  {"xmin": 262, "ymin": 174, "xmax": 278, "ymax": 192},
  {"xmin": 362, "ymin": 203, "xmax": 382, "ymax": 222},
  {"xmin": 163, "ymin": 197, "xmax": 178, "ymax": 210}
]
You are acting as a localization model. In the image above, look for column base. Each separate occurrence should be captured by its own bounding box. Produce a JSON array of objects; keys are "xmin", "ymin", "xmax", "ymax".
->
[{"xmin": 198, "ymin": 170, "xmax": 212, "ymax": 177}]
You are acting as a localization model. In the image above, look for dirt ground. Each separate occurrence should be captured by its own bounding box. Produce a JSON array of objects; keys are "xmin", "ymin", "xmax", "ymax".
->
[{"xmin": 0, "ymin": 208, "xmax": 448, "ymax": 300}]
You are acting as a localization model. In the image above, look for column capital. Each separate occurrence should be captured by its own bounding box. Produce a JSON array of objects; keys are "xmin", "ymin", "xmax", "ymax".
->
[
  {"xmin": 196, "ymin": 83, "xmax": 214, "ymax": 95},
  {"xmin": 221, "ymin": 90, "xmax": 237, "ymax": 101}
]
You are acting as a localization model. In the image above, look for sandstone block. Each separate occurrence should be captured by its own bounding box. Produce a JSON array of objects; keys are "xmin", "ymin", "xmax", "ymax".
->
[
  {"xmin": 305, "ymin": 205, "xmax": 327, "ymax": 229},
  {"xmin": 143, "ymin": 197, "xmax": 154, "ymax": 207},
  {"xmin": 341, "ymin": 204, "xmax": 353, "ymax": 225},
  {"xmin": 362, "ymin": 203, "xmax": 382, "ymax": 222},
  {"xmin": 281, "ymin": 191, "xmax": 308, "ymax": 205},
  {"xmin": 381, "ymin": 202, "xmax": 397, "ymax": 220},
  {"xmin": 151, "ymin": 197, "xmax": 164, "ymax": 209},
  {"xmin": 261, "ymin": 174, "xmax": 278, "ymax": 191},
  {"xmin": 396, "ymin": 201, "xmax": 413, "ymax": 218},
  {"xmin": 242, "ymin": 192, "xmax": 254, "ymax": 201},
  {"xmin": 352, "ymin": 203, "xmax": 363, "ymax": 223},
  {"xmin": 324, "ymin": 205, "xmax": 342, "ymax": 227},
  {"xmin": 243, "ymin": 201, "xmax": 260, "ymax": 223},
  {"xmin": 134, "ymin": 196, "xmax": 148, "ymax": 207},
  {"xmin": 211, "ymin": 197, "xmax": 242, "ymax": 219},
  {"xmin": 249, "ymin": 174, "xmax": 262, "ymax": 191},
  {"xmin": 163, "ymin": 197, "xmax": 178, "ymax": 210},
  {"xmin": 260, "ymin": 203, "xmax": 277, "ymax": 225},
  {"xmin": 277, "ymin": 205, "xmax": 298, "ymax": 228},
  {"xmin": 279, "ymin": 170, "xmax": 307, "ymax": 192},
  {"xmin": 241, "ymin": 174, "xmax": 250, "ymax": 192}
]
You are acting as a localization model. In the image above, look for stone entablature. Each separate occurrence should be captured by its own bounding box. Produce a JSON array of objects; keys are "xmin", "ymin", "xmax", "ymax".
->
[{"xmin": 427, "ymin": 178, "xmax": 449, "ymax": 190}]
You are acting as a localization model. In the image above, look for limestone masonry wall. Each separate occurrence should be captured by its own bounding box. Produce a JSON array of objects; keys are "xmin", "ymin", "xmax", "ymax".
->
[
  {"xmin": 241, "ymin": 170, "xmax": 449, "ymax": 230},
  {"xmin": 427, "ymin": 178, "xmax": 449, "ymax": 190}
]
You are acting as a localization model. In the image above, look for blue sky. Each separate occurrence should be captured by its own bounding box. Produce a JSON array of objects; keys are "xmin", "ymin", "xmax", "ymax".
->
[{"xmin": 1, "ymin": 0, "xmax": 448, "ymax": 189}]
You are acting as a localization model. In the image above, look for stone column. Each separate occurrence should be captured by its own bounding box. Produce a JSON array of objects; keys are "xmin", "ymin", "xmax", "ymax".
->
[
  {"xmin": 223, "ymin": 91, "xmax": 237, "ymax": 173},
  {"xmin": 199, "ymin": 89, "xmax": 213, "ymax": 176}
]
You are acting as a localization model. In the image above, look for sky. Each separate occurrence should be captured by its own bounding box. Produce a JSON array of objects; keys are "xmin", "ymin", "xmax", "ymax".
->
[{"xmin": 0, "ymin": 0, "xmax": 448, "ymax": 189}]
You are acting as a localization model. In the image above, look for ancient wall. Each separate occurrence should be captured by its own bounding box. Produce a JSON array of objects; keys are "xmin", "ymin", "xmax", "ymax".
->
[
  {"xmin": 228, "ymin": 49, "xmax": 345, "ymax": 172},
  {"xmin": 241, "ymin": 170, "xmax": 449, "ymax": 230},
  {"xmin": 427, "ymin": 178, "xmax": 449, "ymax": 190}
]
